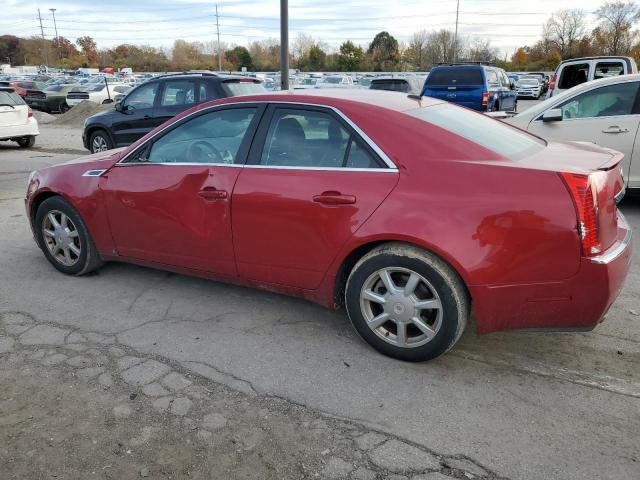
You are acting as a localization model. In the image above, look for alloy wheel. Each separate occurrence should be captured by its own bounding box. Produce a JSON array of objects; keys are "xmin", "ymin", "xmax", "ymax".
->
[
  {"xmin": 359, "ymin": 267, "xmax": 443, "ymax": 348},
  {"xmin": 92, "ymin": 135, "xmax": 108, "ymax": 153},
  {"xmin": 42, "ymin": 210, "xmax": 82, "ymax": 267}
]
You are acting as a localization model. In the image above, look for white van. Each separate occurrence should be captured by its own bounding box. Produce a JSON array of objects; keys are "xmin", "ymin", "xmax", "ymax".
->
[{"xmin": 547, "ymin": 56, "xmax": 637, "ymax": 98}]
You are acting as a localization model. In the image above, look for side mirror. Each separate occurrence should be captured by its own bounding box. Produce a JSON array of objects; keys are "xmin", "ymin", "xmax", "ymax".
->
[
  {"xmin": 115, "ymin": 102, "xmax": 124, "ymax": 112},
  {"xmin": 542, "ymin": 108, "xmax": 563, "ymax": 122}
]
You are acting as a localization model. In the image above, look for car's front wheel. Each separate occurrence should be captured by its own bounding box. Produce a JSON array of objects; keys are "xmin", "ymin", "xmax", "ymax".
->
[
  {"xmin": 34, "ymin": 196, "xmax": 104, "ymax": 276},
  {"xmin": 345, "ymin": 243, "xmax": 469, "ymax": 361},
  {"xmin": 16, "ymin": 136, "xmax": 35, "ymax": 148},
  {"xmin": 89, "ymin": 130, "xmax": 113, "ymax": 153}
]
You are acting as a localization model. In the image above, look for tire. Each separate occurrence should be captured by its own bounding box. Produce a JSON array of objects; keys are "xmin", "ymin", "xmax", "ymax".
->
[
  {"xmin": 17, "ymin": 136, "xmax": 35, "ymax": 148},
  {"xmin": 493, "ymin": 101, "xmax": 500, "ymax": 112},
  {"xmin": 59, "ymin": 102, "xmax": 70, "ymax": 113},
  {"xmin": 345, "ymin": 243, "xmax": 469, "ymax": 362},
  {"xmin": 89, "ymin": 130, "xmax": 113, "ymax": 153},
  {"xmin": 34, "ymin": 196, "xmax": 104, "ymax": 276}
]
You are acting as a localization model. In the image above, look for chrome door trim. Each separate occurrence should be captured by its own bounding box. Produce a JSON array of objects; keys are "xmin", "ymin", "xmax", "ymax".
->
[{"xmin": 116, "ymin": 100, "xmax": 398, "ymax": 170}]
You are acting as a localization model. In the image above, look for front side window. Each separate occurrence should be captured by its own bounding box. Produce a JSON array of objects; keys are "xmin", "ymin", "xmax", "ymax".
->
[
  {"xmin": 124, "ymin": 82, "xmax": 158, "ymax": 110},
  {"xmin": 140, "ymin": 107, "xmax": 257, "ymax": 164},
  {"xmin": 557, "ymin": 81, "xmax": 639, "ymax": 119},
  {"xmin": 407, "ymin": 103, "xmax": 545, "ymax": 160},
  {"xmin": 161, "ymin": 80, "xmax": 196, "ymax": 106},
  {"xmin": 558, "ymin": 63, "xmax": 590, "ymax": 89},
  {"xmin": 260, "ymin": 108, "xmax": 382, "ymax": 169}
]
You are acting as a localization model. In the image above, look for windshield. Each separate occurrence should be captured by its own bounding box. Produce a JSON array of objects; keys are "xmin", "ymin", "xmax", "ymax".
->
[
  {"xmin": 406, "ymin": 103, "xmax": 546, "ymax": 160},
  {"xmin": 322, "ymin": 77, "xmax": 342, "ymax": 84},
  {"xmin": 221, "ymin": 81, "xmax": 266, "ymax": 96},
  {"xmin": 300, "ymin": 78, "xmax": 317, "ymax": 85},
  {"xmin": 518, "ymin": 79, "xmax": 539, "ymax": 86},
  {"xmin": 87, "ymin": 84, "xmax": 106, "ymax": 92}
]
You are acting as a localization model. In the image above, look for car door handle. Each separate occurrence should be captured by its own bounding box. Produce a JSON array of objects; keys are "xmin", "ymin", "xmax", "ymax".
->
[
  {"xmin": 602, "ymin": 126, "xmax": 629, "ymax": 134},
  {"xmin": 197, "ymin": 188, "xmax": 228, "ymax": 200},
  {"xmin": 313, "ymin": 191, "xmax": 356, "ymax": 205}
]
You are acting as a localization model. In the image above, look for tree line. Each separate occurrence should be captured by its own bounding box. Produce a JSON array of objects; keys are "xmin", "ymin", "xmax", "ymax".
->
[{"xmin": 1, "ymin": 1, "xmax": 639, "ymax": 73}]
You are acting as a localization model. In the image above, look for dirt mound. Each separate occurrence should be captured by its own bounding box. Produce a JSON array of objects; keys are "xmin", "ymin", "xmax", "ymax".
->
[
  {"xmin": 32, "ymin": 110, "xmax": 57, "ymax": 124},
  {"xmin": 54, "ymin": 100, "xmax": 114, "ymax": 128}
]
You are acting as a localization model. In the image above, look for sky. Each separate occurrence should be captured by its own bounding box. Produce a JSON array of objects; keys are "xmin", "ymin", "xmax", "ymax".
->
[{"xmin": 1, "ymin": 0, "xmax": 619, "ymax": 57}]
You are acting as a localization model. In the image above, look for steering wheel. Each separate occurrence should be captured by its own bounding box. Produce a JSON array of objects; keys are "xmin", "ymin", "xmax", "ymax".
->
[{"xmin": 186, "ymin": 140, "xmax": 223, "ymax": 163}]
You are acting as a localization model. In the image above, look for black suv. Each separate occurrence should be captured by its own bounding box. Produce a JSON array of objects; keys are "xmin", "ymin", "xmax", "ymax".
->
[{"xmin": 83, "ymin": 73, "xmax": 265, "ymax": 153}]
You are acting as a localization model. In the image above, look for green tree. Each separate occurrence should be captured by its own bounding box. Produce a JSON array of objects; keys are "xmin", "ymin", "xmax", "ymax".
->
[
  {"xmin": 367, "ymin": 31, "xmax": 400, "ymax": 71},
  {"xmin": 306, "ymin": 45, "xmax": 326, "ymax": 70},
  {"xmin": 337, "ymin": 41, "xmax": 364, "ymax": 71},
  {"xmin": 225, "ymin": 46, "xmax": 252, "ymax": 70}
]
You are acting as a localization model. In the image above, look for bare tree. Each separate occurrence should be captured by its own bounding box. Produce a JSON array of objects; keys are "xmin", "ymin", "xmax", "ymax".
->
[
  {"xmin": 595, "ymin": 1, "xmax": 640, "ymax": 54},
  {"xmin": 406, "ymin": 30, "xmax": 429, "ymax": 70},
  {"xmin": 543, "ymin": 9, "xmax": 587, "ymax": 59},
  {"xmin": 466, "ymin": 38, "xmax": 497, "ymax": 63}
]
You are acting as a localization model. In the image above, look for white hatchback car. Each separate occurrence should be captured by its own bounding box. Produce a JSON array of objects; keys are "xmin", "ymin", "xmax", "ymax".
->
[
  {"xmin": 506, "ymin": 74, "xmax": 640, "ymax": 192},
  {"xmin": 0, "ymin": 85, "xmax": 39, "ymax": 148}
]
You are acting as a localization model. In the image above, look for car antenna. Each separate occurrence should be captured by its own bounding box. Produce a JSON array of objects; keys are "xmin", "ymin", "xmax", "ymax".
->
[{"xmin": 407, "ymin": 93, "xmax": 423, "ymax": 103}]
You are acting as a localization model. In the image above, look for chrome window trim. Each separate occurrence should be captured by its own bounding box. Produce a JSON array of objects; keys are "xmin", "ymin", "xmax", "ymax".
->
[{"xmin": 116, "ymin": 100, "xmax": 398, "ymax": 170}]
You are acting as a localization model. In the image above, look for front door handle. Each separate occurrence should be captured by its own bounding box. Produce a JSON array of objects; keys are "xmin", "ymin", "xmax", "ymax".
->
[
  {"xmin": 602, "ymin": 126, "xmax": 629, "ymax": 134},
  {"xmin": 313, "ymin": 191, "xmax": 356, "ymax": 205},
  {"xmin": 198, "ymin": 187, "xmax": 228, "ymax": 200}
]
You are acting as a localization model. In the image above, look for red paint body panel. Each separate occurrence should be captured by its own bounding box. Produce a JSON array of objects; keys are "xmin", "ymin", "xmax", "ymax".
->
[
  {"xmin": 100, "ymin": 164, "xmax": 240, "ymax": 277},
  {"xmin": 24, "ymin": 90, "xmax": 632, "ymax": 335},
  {"xmin": 232, "ymin": 168, "xmax": 398, "ymax": 289}
]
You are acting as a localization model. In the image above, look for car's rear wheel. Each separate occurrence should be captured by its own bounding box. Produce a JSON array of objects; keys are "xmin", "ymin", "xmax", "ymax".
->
[
  {"xmin": 89, "ymin": 130, "xmax": 113, "ymax": 153},
  {"xmin": 59, "ymin": 102, "xmax": 70, "ymax": 113},
  {"xmin": 345, "ymin": 243, "xmax": 469, "ymax": 361},
  {"xmin": 17, "ymin": 136, "xmax": 35, "ymax": 148},
  {"xmin": 35, "ymin": 196, "xmax": 104, "ymax": 276}
]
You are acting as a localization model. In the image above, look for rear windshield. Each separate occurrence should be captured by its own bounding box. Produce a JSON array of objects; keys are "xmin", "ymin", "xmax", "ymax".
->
[
  {"xmin": 406, "ymin": 103, "xmax": 545, "ymax": 160},
  {"xmin": 558, "ymin": 63, "xmax": 589, "ymax": 90},
  {"xmin": 221, "ymin": 81, "xmax": 266, "ymax": 96},
  {"xmin": 371, "ymin": 80, "xmax": 409, "ymax": 92},
  {"xmin": 44, "ymin": 85, "xmax": 63, "ymax": 92},
  {"xmin": 0, "ymin": 90, "xmax": 25, "ymax": 105},
  {"xmin": 518, "ymin": 79, "xmax": 539, "ymax": 86},
  {"xmin": 426, "ymin": 68, "xmax": 483, "ymax": 86}
]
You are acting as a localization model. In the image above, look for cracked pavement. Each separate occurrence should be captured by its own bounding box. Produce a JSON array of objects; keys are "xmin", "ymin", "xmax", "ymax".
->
[{"xmin": 1, "ymin": 145, "xmax": 639, "ymax": 480}]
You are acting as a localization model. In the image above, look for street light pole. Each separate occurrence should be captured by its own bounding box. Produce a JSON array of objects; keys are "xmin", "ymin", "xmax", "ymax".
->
[
  {"xmin": 50, "ymin": 8, "xmax": 61, "ymax": 60},
  {"xmin": 280, "ymin": 0, "xmax": 289, "ymax": 90},
  {"xmin": 453, "ymin": 0, "xmax": 459, "ymax": 63},
  {"xmin": 37, "ymin": 9, "xmax": 49, "ymax": 68},
  {"xmin": 215, "ymin": 4, "xmax": 222, "ymax": 72}
]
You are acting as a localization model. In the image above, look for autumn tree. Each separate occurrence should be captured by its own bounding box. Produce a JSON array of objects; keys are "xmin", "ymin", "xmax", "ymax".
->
[
  {"xmin": 76, "ymin": 36, "xmax": 98, "ymax": 63},
  {"xmin": 543, "ymin": 9, "xmax": 587, "ymax": 59},
  {"xmin": 225, "ymin": 46, "xmax": 252, "ymax": 70},
  {"xmin": 511, "ymin": 47, "xmax": 529, "ymax": 68},
  {"xmin": 594, "ymin": 1, "xmax": 640, "ymax": 54}
]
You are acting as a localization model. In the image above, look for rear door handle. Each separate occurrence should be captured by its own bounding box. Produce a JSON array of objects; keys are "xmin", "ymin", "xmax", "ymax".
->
[
  {"xmin": 197, "ymin": 187, "xmax": 228, "ymax": 200},
  {"xmin": 313, "ymin": 191, "xmax": 356, "ymax": 205},
  {"xmin": 602, "ymin": 126, "xmax": 629, "ymax": 134}
]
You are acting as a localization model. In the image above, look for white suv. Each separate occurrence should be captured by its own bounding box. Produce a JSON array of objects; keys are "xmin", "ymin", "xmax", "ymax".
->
[
  {"xmin": 0, "ymin": 85, "xmax": 38, "ymax": 148},
  {"xmin": 547, "ymin": 56, "xmax": 637, "ymax": 98}
]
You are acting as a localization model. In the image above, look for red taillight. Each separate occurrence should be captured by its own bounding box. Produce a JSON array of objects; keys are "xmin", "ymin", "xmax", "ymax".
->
[
  {"xmin": 481, "ymin": 91, "xmax": 490, "ymax": 106},
  {"xmin": 560, "ymin": 172, "xmax": 601, "ymax": 256},
  {"xmin": 27, "ymin": 107, "xmax": 33, "ymax": 118},
  {"xmin": 549, "ymin": 74, "xmax": 557, "ymax": 90}
]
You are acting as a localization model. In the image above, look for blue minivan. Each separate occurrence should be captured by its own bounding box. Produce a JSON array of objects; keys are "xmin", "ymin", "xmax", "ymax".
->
[{"xmin": 422, "ymin": 64, "xmax": 518, "ymax": 113}]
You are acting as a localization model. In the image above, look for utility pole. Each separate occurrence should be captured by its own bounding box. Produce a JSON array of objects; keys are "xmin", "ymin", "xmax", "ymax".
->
[
  {"xmin": 452, "ymin": 0, "xmax": 460, "ymax": 63},
  {"xmin": 280, "ymin": 0, "xmax": 289, "ymax": 90},
  {"xmin": 215, "ymin": 4, "xmax": 222, "ymax": 72},
  {"xmin": 50, "ymin": 8, "xmax": 61, "ymax": 60},
  {"xmin": 37, "ymin": 9, "xmax": 49, "ymax": 68}
]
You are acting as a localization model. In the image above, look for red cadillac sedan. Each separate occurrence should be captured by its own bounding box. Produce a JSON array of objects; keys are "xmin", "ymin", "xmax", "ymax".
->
[{"xmin": 25, "ymin": 90, "xmax": 633, "ymax": 361}]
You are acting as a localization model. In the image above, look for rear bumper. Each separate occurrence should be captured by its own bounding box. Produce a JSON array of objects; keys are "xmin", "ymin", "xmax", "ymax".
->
[
  {"xmin": 472, "ymin": 212, "xmax": 633, "ymax": 334},
  {"xmin": 0, "ymin": 118, "xmax": 39, "ymax": 140}
]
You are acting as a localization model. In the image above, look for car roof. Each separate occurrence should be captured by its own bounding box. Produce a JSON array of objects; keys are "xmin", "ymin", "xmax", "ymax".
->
[
  {"xmin": 559, "ymin": 56, "xmax": 633, "ymax": 63},
  {"xmin": 216, "ymin": 89, "xmax": 443, "ymax": 113}
]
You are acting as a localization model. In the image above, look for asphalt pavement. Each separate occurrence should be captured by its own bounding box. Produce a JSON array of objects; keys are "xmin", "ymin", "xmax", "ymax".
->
[{"xmin": 0, "ymin": 144, "xmax": 638, "ymax": 480}]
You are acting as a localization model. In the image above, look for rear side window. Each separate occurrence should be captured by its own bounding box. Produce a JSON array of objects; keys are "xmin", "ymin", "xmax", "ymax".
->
[
  {"xmin": 426, "ymin": 69, "xmax": 483, "ymax": 86},
  {"xmin": 161, "ymin": 80, "xmax": 196, "ymax": 107},
  {"xmin": 486, "ymin": 71, "xmax": 499, "ymax": 85},
  {"xmin": 406, "ymin": 103, "xmax": 545, "ymax": 160},
  {"xmin": 558, "ymin": 63, "xmax": 589, "ymax": 89},
  {"xmin": 370, "ymin": 80, "xmax": 410, "ymax": 92},
  {"xmin": 221, "ymin": 81, "xmax": 266, "ymax": 97},
  {"xmin": 594, "ymin": 62, "xmax": 624, "ymax": 79},
  {"xmin": 0, "ymin": 90, "xmax": 25, "ymax": 105}
]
